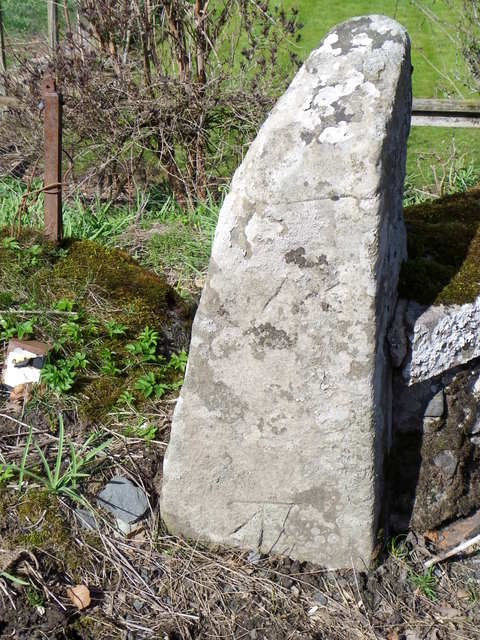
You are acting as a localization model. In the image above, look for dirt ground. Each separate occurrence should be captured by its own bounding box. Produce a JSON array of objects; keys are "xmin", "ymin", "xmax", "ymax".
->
[
  {"xmin": 1, "ymin": 233, "xmax": 480, "ymax": 640},
  {"xmin": 2, "ymin": 396, "xmax": 480, "ymax": 640}
]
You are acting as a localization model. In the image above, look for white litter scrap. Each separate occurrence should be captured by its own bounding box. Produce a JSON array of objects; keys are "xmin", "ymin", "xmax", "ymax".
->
[{"xmin": 1, "ymin": 339, "xmax": 48, "ymax": 388}]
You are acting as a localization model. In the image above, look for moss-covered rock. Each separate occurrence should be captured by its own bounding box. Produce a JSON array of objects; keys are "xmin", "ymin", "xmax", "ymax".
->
[
  {"xmin": 399, "ymin": 187, "xmax": 480, "ymax": 305},
  {"xmin": 0, "ymin": 233, "xmax": 194, "ymax": 421},
  {"xmin": 33, "ymin": 239, "xmax": 192, "ymax": 343}
]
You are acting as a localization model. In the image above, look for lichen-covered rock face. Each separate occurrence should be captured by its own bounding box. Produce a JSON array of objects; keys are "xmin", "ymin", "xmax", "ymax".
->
[
  {"xmin": 407, "ymin": 300, "xmax": 480, "ymax": 383},
  {"xmin": 161, "ymin": 16, "xmax": 412, "ymax": 569},
  {"xmin": 389, "ymin": 298, "xmax": 480, "ymax": 385}
]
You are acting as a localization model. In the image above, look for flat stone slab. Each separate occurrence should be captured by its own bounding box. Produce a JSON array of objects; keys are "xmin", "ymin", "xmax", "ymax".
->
[
  {"xmin": 399, "ymin": 298, "xmax": 480, "ymax": 384},
  {"xmin": 98, "ymin": 476, "xmax": 149, "ymax": 524},
  {"xmin": 161, "ymin": 15, "xmax": 412, "ymax": 569}
]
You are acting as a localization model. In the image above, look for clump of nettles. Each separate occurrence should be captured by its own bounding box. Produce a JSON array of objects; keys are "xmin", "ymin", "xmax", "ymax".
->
[
  {"xmin": 399, "ymin": 187, "xmax": 480, "ymax": 305},
  {"xmin": 0, "ymin": 231, "xmax": 192, "ymax": 420}
]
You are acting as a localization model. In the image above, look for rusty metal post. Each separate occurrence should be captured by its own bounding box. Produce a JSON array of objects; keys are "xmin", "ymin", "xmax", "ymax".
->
[{"xmin": 42, "ymin": 76, "xmax": 62, "ymax": 243}]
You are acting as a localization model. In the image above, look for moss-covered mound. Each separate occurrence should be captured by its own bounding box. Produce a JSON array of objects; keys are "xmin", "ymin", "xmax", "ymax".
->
[
  {"xmin": 0, "ymin": 230, "xmax": 193, "ymax": 420},
  {"xmin": 35, "ymin": 239, "xmax": 190, "ymax": 341},
  {"xmin": 399, "ymin": 187, "xmax": 480, "ymax": 305}
]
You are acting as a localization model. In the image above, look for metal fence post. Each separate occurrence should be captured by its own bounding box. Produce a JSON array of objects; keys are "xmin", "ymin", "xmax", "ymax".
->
[{"xmin": 42, "ymin": 75, "xmax": 62, "ymax": 243}]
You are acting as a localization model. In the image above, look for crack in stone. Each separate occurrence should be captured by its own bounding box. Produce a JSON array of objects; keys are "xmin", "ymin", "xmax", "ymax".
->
[
  {"xmin": 262, "ymin": 278, "xmax": 287, "ymax": 311},
  {"xmin": 229, "ymin": 510, "xmax": 261, "ymax": 536},
  {"xmin": 243, "ymin": 193, "xmax": 365, "ymax": 206},
  {"xmin": 257, "ymin": 509, "xmax": 264, "ymax": 550},
  {"xmin": 267, "ymin": 504, "xmax": 294, "ymax": 555}
]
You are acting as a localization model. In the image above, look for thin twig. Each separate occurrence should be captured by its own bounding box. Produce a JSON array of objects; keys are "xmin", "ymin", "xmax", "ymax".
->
[{"xmin": 425, "ymin": 533, "xmax": 480, "ymax": 569}]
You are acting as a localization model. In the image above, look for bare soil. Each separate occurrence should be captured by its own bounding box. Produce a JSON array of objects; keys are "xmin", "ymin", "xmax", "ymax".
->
[{"xmin": 1, "ymin": 398, "xmax": 480, "ymax": 640}]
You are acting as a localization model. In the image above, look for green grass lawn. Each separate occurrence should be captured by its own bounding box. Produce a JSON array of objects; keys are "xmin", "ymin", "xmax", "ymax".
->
[
  {"xmin": 287, "ymin": 0, "xmax": 470, "ymax": 98},
  {"xmin": 2, "ymin": 0, "xmax": 47, "ymax": 36}
]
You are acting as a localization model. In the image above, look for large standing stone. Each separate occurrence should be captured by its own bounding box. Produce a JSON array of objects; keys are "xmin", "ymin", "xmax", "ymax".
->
[{"xmin": 161, "ymin": 15, "xmax": 412, "ymax": 569}]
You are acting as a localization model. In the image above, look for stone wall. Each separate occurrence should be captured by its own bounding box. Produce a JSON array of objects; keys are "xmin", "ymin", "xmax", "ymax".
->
[
  {"xmin": 389, "ymin": 299, "xmax": 480, "ymax": 532},
  {"xmin": 161, "ymin": 15, "xmax": 412, "ymax": 570}
]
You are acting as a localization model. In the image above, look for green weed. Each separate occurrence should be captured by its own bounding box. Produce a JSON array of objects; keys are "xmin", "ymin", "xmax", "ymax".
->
[
  {"xmin": 125, "ymin": 326, "xmax": 161, "ymax": 364},
  {"xmin": 169, "ymin": 350, "xmax": 188, "ymax": 373},
  {"xmin": 117, "ymin": 390, "xmax": 135, "ymax": 406},
  {"xmin": 409, "ymin": 566, "xmax": 438, "ymax": 601},
  {"xmin": 41, "ymin": 352, "xmax": 87, "ymax": 394},
  {"xmin": 99, "ymin": 349, "xmax": 121, "ymax": 377},
  {"xmin": 55, "ymin": 298, "xmax": 75, "ymax": 313},
  {"xmin": 136, "ymin": 422, "xmax": 157, "ymax": 442},
  {"xmin": 2, "ymin": 415, "xmax": 110, "ymax": 505},
  {"xmin": 134, "ymin": 372, "xmax": 170, "ymax": 399},
  {"xmin": 0, "ymin": 466, "xmax": 14, "ymax": 485},
  {"xmin": 25, "ymin": 585, "xmax": 44, "ymax": 608},
  {"xmin": 1, "ymin": 237, "xmax": 20, "ymax": 251},
  {"xmin": 123, "ymin": 420, "xmax": 157, "ymax": 442},
  {"xmin": 104, "ymin": 320, "xmax": 127, "ymax": 339},
  {"xmin": 0, "ymin": 315, "xmax": 35, "ymax": 341},
  {"xmin": 388, "ymin": 535, "xmax": 409, "ymax": 562}
]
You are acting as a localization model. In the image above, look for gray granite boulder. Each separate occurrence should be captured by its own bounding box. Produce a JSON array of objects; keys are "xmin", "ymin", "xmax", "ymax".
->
[{"xmin": 161, "ymin": 15, "xmax": 412, "ymax": 569}]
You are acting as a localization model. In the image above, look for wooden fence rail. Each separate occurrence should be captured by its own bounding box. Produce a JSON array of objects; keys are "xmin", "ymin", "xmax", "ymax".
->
[{"xmin": 412, "ymin": 98, "xmax": 480, "ymax": 128}]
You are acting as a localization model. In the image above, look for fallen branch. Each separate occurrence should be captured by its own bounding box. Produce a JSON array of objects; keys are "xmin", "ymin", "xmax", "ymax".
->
[{"xmin": 424, "ymin": 532, "xmax": 480, "ymax": 569}]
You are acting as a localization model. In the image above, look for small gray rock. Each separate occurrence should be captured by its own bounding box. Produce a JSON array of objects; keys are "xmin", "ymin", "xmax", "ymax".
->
[
  {"xmin": 132, "ymin": 599, "xmax": 144, "ymax": 612},
  {"xmin": 433, "ymin": 450, "xmax": 457, "ymax": 478},
  {"xmin": 312, "ymin": 591, "xmax": 327, "ymax": 605},
  {"xmin": 424, "ymin": 391, "xmax": 444, "ymax": 418},
  {"xmin": 247, "ymin": 551, "xmax": 261, "ymax": 564},
  {"xmin": 471, "ymin": 436, "xmax": 480, "ymax": 446},
  {"xmin": 98, "ymin": 476, "xmax": 149, "ymax": 524}
]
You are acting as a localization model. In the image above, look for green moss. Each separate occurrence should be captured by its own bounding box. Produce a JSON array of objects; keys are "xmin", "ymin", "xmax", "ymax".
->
[
  {"xmin": 32, "ymin": 239, "xmax": 186, "ymax": 333},
  {"xmin": 0, "ymin": 233, "xmax": 192, "ymax": 421},
  {"xmin": 399, "ymin": 187, "xmax": 480, "ymax": 305},
  {"xmin": 0, "ymin": 291, "xmax": 14, "ymax": 309},
  {"xmin": 10, "ymin": 489, "xmax": 83, "ymax": 576},
  {"xmin": 78, "ymin": 375, "xmax": 126, "ymax": 420}
]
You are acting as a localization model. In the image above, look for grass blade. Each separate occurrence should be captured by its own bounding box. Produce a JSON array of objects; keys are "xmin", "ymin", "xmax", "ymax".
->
[
  {"xmin": 0, "ymin": 571, "xmax": 29, "ymax": 586},
  {"xmin": 53, "ymin": 414, "xmax": 64, "ymax": 486},
  {"xmin": 69, "ymin": 441, "xmax": 78, "ymax": 490},
  {"xmin": 33, "ymin": 443, "xmax": 53, "ymax": 488},
  {"xmin": 18, "ymin": 425, "xmax": 33, "ymax": 494}
]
